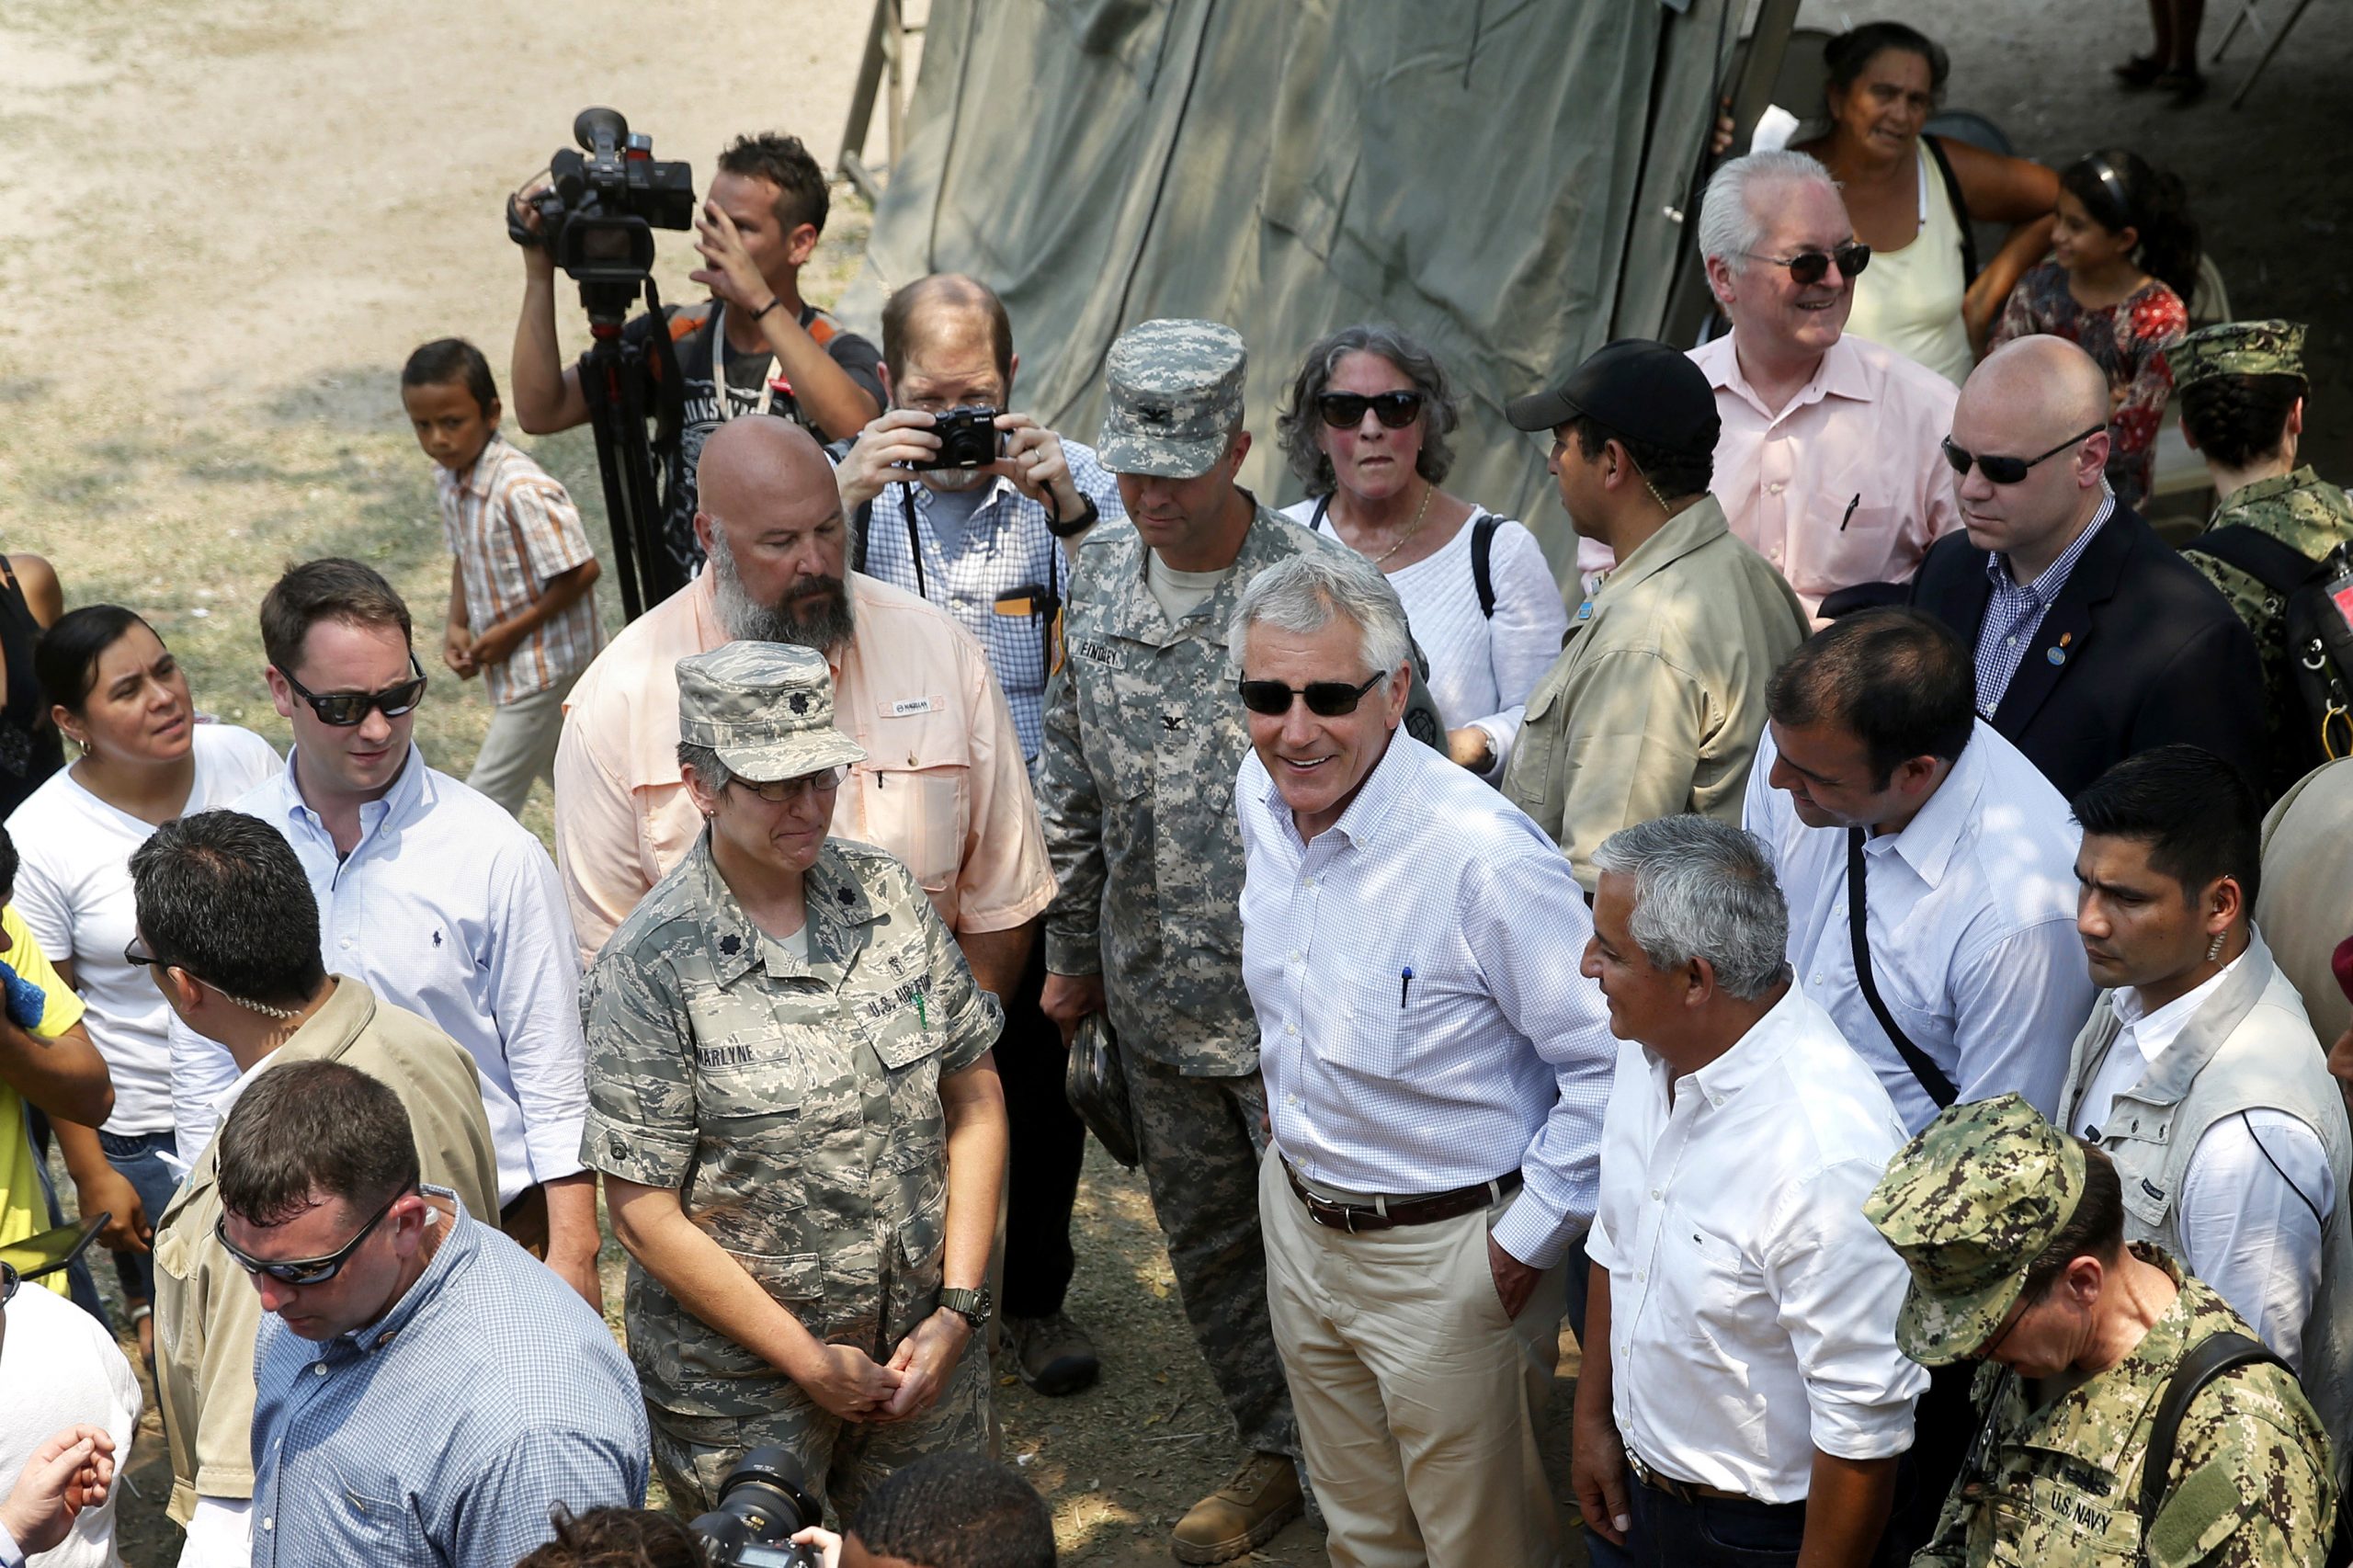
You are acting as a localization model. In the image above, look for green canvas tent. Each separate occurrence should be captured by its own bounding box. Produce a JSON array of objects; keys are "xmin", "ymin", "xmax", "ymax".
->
[{"xmin": 837, "ymin": 0, "xmax": 1798, "ymax": 586}]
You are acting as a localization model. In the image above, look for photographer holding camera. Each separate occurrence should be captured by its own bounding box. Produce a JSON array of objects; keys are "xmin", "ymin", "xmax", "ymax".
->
[
  {"xmin": 832, "ymin": 274, "xmax": 1124, "ymax": 1400},
  {"xmin": 511, "ymin": 131, "xmax": 884, "ymax": 585}
]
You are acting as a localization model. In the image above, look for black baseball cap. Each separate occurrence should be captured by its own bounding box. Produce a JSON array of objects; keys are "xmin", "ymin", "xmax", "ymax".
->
[{"xmin": 1506, "ymin": 338, "xmax": 1721, "ymax": 459}]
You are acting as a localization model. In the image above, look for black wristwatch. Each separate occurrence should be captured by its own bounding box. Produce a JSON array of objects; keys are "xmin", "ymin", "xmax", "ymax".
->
[
  {"xmin": 938, "ymin": 1286, "xmax": 993, "ymax": 1333},
  {"xmin": 1043, "ymin": 491, "xmax": 1100, "ymax": 540}
]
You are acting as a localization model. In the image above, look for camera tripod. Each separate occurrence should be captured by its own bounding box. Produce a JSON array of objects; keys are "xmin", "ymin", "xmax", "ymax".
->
[{"xmin": 575, "ymin": 276, "xmax": 688, "ymax": 621}]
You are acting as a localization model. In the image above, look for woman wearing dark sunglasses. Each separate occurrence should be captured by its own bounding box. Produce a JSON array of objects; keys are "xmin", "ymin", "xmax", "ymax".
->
[
  {"xmin": 1275, "ymin": 324, "xmax": 1568, "ymax": 781},
  {"xmin": 5, "ymin": 606, "xmax": 278, "ymax": 1365}
]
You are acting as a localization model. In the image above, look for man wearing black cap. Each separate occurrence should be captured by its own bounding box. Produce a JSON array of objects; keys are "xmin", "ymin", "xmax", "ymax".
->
[{"xmin": 1501, "ymin": 340, "xmax": 1810, "ymax": 891}]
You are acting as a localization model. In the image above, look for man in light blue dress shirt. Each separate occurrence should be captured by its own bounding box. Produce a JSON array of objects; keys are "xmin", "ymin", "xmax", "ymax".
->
[
  {"xmin": 170, "ymin": 558, "xmax": 600, "ymax": 1308},
  {"xmin": 1234, "ymin": 550, "xmax": 1613, "ymax": 1568},
  {"xmin": 228, "ymin": 1059, "xmax": 644, "ymax": 1568}
]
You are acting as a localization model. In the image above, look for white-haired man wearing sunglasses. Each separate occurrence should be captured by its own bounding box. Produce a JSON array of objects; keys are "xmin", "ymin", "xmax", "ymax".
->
[
  {"xmin": 1690, "ymin": 149, "xmax": 1962, "ymax": 623},
  {"xmin": 165, "ymin": 559, "xmax": 602, "ymax": 1318},
  {"xmin": 1233, "ymin": 548, "xmax": 1615, "ymax": 1568}
]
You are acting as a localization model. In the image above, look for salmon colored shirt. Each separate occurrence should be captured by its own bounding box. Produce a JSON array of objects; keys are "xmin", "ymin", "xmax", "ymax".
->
[
  {"xmin": 1691, "ymin": 332, "xmax": 1962, "ymax": 622},
  {"xmin": 553, "ymin": 571, "xmax": 1053, "ymax": 968}
]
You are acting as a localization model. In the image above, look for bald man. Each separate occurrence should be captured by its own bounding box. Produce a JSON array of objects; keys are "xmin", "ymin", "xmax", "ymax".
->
[
  {"xmin": 1910, "ymin": 336, "xmax": 2265, "ymax": 798},
  {"xmin": 828, "ymin": 275, "xmax": 1125, "ymax": 1395},
  {"xmin": 552, "ymin": 417, "xmax": 1052, "ymax": 975}
]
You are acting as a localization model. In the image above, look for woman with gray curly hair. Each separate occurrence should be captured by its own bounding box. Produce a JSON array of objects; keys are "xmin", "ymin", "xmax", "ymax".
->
[{"xmin": 1276, "ymin": 324, "xmax": 1567, "ymax": 779}]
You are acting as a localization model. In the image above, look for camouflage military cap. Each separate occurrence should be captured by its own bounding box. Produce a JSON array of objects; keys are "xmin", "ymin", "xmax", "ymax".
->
[
  {"xmin": 1097, "ymin": 319, "xmax": 1247, "ymax": 479},
  {"xmin": 1862, "ymin": 1093, "xmax": 2087, "ymax": 1367},
  {"xmin": 2170, "ymin": 320, "xmax": 2307, "ymax": 391},
  {"xmin": 676, "ymin": 642, "xmax": 867, "ymax": 781}
]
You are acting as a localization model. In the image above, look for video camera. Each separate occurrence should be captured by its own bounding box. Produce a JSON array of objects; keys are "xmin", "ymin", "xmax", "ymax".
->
[
  {"xmin": 508, "ymin": 108, "xmax": 696, "ymax": 293},
  {"xmin": 506, "ymin": 107, "xmax": 698, "ymax": 624},
  {"xmin": 689, "ymin": 1448, "xmax": 826, "ymax": 1568}
]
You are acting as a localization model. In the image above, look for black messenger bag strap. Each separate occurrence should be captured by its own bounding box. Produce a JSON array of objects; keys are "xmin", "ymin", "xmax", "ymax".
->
[{"xmin": 1847, "ymin": 825, "xmax": 1958, "ymax": 1108}]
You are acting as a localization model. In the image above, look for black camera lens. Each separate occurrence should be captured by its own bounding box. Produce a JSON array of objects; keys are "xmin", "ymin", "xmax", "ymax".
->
[{"xmin": 690, "ymin": 1447, "xmax": 824, "ymax": 1566}]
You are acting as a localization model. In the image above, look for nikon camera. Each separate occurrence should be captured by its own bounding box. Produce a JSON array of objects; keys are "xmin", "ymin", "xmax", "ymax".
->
[{"xmin": 689, "ymin": 1448, "xmax": 826, "ymax": 1568}]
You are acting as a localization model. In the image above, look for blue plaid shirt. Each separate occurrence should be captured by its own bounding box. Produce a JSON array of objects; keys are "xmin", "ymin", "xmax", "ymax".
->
[
  {"xmin": 249, "ymin": 1190, "xmax": 647, "ymax": 1567},
  {"xmin": 854, "ymin": 437, "xmax": 1127, "ymax": 762},
  {"xmin": 1972, "ymin": 494, "xmax": 2114, "ymax": 717}
]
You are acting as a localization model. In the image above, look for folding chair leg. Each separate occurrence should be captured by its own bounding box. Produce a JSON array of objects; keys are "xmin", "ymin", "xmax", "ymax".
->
[
  {"xmin": 2232, "ymin": 0, "xmax": 2318, "ymax": 107},
  {"xmin": 2212, "ymin": 0, "xmax": 2261, "ymax": 62}
]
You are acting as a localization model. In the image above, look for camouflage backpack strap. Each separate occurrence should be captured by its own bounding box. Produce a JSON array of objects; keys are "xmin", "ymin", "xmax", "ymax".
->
[{"xmin": 2136, "ymin": 1330, "xmax": 2284, "ymax": 1533}]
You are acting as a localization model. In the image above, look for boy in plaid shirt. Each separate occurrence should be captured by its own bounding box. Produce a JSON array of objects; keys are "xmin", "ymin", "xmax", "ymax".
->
[{"xmin": 401, "ymin": 339, "xmax": 603, "ymax": 815}]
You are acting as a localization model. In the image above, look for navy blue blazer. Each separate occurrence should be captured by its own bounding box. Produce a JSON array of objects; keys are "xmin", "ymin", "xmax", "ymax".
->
[{"xmin": 1909, "ymin": 503, "xmax": 2268, "ymax": 801}]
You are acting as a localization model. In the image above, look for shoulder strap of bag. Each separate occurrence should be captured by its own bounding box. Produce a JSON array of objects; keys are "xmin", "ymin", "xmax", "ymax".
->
[
  {"xmin": 1847, "ymin": 828, "xmax": 1959, "ymax": 1108},
  {"xmin": 1923, "ymin": 134, "xmax": 1981, "ymax": 287},
  {"xmin": 2185, "ymin": 524, "xmax": 2332, "ymax": 597},
  {"xmin": 1308, "ymin": 494, "xmax": 1332, "ymax": 533},
  {"xmin": 2138, "ymin": 1331, "xmax": 2286, "ymax": 1528},
  {"xmin": 1472, "ymin": 514, "xmax": 1501, "ymax": 619}
]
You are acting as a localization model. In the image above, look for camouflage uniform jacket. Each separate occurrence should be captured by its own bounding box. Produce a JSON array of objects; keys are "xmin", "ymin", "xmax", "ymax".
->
[
  {"xmin": 2188, "ymin": 466, "xmax": 2353, "ymax": 797},
  {"xmin": 580, "ymin": 831, "xmax": 1002, "ymax": 1419},
  {"xmin": 1038, "ymin": 502, "xmax": 1429, "ymax": 1075},
  {"xmin": 1916, "ymin": 1245, "xmax": 2337, "ymax": 1568}
]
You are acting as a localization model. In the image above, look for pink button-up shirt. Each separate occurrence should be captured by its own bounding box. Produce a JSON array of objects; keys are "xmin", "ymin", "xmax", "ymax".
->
[
  {"xmin": 553, "ymin": 571, "xmax": 1053, "ymax": 968},
  {"xmin": 1691, "ymin": 332, "xmax": 1962, "ymax": 620}
]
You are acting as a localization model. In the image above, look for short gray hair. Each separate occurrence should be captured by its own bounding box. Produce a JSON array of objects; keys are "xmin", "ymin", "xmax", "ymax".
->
[
  {"xmin": 1276, "ymin": 324, "xmax": 1462, "ymax": 496},
  {"xmin": 1226, "ymin": 551, "xmax": 1413, "ymax": 680},
  {"xmin": 1698, "ymin": 149, "xmax": 1838, "ymax": 267},
  {"xmin": 676, "ymin": 741, "xmax": 734, "ymax": 793},
  {"xmin": 1590, "ymin": 815, "xmax": 1791, "ymax": 1001}
]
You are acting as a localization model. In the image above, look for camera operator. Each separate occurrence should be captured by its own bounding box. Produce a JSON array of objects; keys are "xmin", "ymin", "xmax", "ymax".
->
[
  {"xmin": 832, "ymin": 274, "xmax": 1124, "ymax": 1400},
  {"xmin": 511, "ymin": 131, "xmax": 884, "ymax": 584}
]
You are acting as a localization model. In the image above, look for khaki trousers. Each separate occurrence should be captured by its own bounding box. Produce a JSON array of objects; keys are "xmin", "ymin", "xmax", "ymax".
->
[
  {"xmin": 1258, "ymin": 1151, "xmax": 1564, "ymax": 1568},
  {"xmin": 465, "ymin": 673, "xmax": 574, "ymax": 816}
]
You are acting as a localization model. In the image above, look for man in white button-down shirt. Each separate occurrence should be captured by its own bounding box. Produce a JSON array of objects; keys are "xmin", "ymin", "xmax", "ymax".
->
[
  {"xmin": 1233, "ymin": 550, "xmax": 1612, "ymax": 1568},
  {"xmin": 1573, "ymin": 813, "xmax": 1923, "ymax": 1568}
]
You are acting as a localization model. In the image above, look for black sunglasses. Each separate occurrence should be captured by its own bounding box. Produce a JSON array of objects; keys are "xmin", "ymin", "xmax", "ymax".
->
[
  {"xmin": 1743, "ymin": 240, "xmax": 1871, "ymax": 286},
  {"xmin": 1941, "ymin": 425, "xmax": 2106, "ymax": 485},
  {"xmin": 1237, "ymin": 671, "xmax": 1388, "ymax": 718},
  {"xmin": 214, "ymin": 1189, "xmax": 404, "ymax": 1286},
  {"xmin": 281, "ymin": 653, "xmax": 428, "ymax": 727},
  {"xmin": 1316, "ymin": 391, "xmax": 1424, "ymax": 430}
]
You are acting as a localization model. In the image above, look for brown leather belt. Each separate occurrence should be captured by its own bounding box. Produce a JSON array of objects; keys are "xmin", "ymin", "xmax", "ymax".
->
[
  {"xmin": 1623, "ymin": 1448, "xmax": 1768, "ymax": 1506},
  {"xmin": 1282, "ymin": 1159, "xmax": 1521, "ymax": 1233}
]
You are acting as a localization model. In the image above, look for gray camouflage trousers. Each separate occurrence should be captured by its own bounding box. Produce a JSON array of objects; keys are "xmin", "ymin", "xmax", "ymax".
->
[{"xmin": 1120, "ymin": 1050, "xmax": 1300, "ymax": 1460}]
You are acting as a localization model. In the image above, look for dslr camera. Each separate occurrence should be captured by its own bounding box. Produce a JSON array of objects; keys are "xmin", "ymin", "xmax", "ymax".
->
[
  {"xmin": 509, "ymin": 107, "xmax": 696, "ymax": 286},
  {"xmin": 914, "ymin": 406, "xmax": 1005, "ymax": 471},
  {"xmin": 689, "ymin": 1448, "xmax": 825, "ymax": 1568}
]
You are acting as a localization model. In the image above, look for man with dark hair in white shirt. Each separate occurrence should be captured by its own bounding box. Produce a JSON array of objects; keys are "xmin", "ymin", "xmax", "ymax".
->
[
  {"xmin": 1234, "ymin": 549, "xmax": 1613, "ymax": 1568},
  {"xmin": 1573, "ymin": 812, "xmax": 1922, "ymax": 1568},
  {"xmin": 1742, "ymin": 606, "xmax": 2096, "ymax": 1557}
]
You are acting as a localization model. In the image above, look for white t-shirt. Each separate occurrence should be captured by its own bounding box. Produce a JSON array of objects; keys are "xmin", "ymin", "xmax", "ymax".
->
[
  {"xmin": 7, "ymin": 724, "xmax": 280, "ymax": 1134},
  {"xmin": 0, "ymin": 1277, "xmax": 142, "ymax": 1568},
  {"xmin": 1280, "ymin": 501, "xmax": 1569, "ymax": 776}
]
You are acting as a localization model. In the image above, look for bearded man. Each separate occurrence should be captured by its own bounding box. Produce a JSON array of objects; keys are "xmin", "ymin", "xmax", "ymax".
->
[{"xmin": 553, "ymin": 417, "xmax": 1051, "ymax": 972}]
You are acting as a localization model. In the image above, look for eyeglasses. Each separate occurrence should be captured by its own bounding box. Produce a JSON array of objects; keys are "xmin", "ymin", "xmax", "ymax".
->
[
  {"xmin": 1237, "ymin": 671, "xmax": 1388, "ymax": 718},
  {"xmin": 733, "ymin": 767, "xmax": 846, "ymax": 805},
  {"xmin": 280, "ymin": 653, "xmax": 428, "ymax": 727},
  {"xmin": 124, "ymin": 937, "xmax": 162, "ymax": 971},
  {"xmin": 214, "ymin": 1190, "xmax": 404, "ymax": 1286},
  {"xmin": 1741, "ymin": 240, "xmax": 1871, "ymax": 286},
  {"xmin": 1315, "ymin": 392, "xmax": 1424, "ymax": 430},
  {"xmin": 1940, "ymin": 425, "xmax": 2106, "ymax": 485}
]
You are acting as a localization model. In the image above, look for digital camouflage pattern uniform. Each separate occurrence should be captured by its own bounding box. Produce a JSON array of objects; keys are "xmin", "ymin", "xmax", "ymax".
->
[
  {"xmin": 1866, "ymin": 1095, "xmax": 2338, "ymax": 1567},
  {"xmin": 581, "ymin": 643, "xmax": 1005, "ymax": 1518},
  {"xmin": 2176, "ymin": 322, "xmax": 2353, "ymax": 797},
  {"xmin": 1034, "ymin": 318, "xmax": 1374, "ymax": 1464}
]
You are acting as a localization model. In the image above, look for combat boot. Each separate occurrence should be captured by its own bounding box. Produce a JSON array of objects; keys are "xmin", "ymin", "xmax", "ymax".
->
[{"xmin": 1169, "ymin": 1451, "xmax": 1302, "ymax": 1564}]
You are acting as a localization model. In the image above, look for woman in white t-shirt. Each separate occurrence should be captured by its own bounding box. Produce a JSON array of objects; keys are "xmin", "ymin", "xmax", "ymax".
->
[
  {"xmin": 7, "ymin": 607, "xmax": 278, "ymax": 1361},
  {"xmin": 1275, "ymin": 324, "xmax": 1569, "ymax": 781}
]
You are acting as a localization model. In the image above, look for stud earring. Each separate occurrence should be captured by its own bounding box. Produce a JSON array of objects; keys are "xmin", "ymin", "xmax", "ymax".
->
[{"xmin": 2207, "ymin": 931, "xmax": 2225, "ymax": 962}]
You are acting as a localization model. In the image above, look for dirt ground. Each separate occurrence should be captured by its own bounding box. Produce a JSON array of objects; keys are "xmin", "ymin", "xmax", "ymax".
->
[{"xmin": 2, "ymin": 0, "xmax": 2344, "ymax": 1563}]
